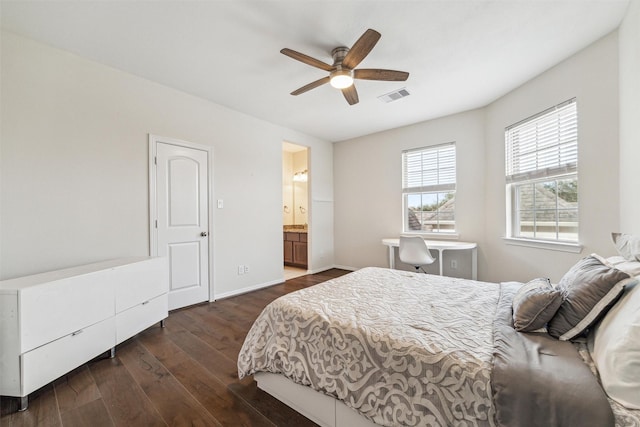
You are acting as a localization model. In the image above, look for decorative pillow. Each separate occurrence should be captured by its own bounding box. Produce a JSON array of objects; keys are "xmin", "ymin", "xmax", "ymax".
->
[
  {"xmin": 590, "ymin": 282, "xmax": 640, "ymax": 409},
  {"xmin": 547, "ymin": 254, "xmax": 634, "ymax": 341},
  {"xmin": 512, "ymin": 278, "xmax": 563, "ymax": 332},
  {"xmin": 606, "ymin": 255, "xmax": 640, "ymax": 277},
  {"xmin": 611, "ymin": 232, "xmax": 640, "ymax": 262}
]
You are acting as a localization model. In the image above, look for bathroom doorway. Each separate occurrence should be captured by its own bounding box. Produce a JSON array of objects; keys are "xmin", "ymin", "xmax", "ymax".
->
[{"xmin": 282, "ymin": 142, "xmax": 309, "ymax": 280}]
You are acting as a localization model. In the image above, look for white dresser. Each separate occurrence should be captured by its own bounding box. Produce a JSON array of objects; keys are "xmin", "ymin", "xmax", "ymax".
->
[{"xmin": 0, "ymin": 257, "xmax": 168, "ymax": 411}]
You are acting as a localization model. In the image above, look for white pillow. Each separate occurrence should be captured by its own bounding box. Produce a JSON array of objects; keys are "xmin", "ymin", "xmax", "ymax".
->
[
  {"xmin": 606, "ymin": 255, "xmax": 640, "ymax": 277},
  {"xmin": 611, "ymin": 232, "xmax": 640, "ymax": 262},
  {"xmin": 590, "ymin": 282, "xmax": 640, "ymax": 409}
]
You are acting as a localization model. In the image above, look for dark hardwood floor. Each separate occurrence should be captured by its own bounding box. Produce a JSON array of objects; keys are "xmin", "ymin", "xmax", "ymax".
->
[{"xmin": 0, "ymin": 268, "xmax": 350, "ymax": 427}]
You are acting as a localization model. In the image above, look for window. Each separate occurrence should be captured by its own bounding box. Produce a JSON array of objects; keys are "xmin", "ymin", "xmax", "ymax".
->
[
  {"xmin": 402, "ymin": 143, "xmax": 456, "ymax": 233},
  {"xmin": 505, "ymin": 99, "xmax": 578, "ymax": 243}
]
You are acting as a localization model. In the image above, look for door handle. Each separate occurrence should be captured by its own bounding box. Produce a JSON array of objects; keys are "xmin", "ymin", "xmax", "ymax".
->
[{"xmin": 201, "ymin": 231, "xmax": 208, "ymax": 237}]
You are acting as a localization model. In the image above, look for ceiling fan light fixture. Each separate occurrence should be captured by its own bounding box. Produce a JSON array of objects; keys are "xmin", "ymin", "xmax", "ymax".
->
[{"xmin": 329, "ymin": 69, "xmax": 354, "ymax": 89}]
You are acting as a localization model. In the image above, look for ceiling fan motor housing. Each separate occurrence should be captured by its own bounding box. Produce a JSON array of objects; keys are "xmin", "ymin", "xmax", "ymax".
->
[{"xmin": 331, "ymin": 46, "xmax": 350, "ymax": 66}]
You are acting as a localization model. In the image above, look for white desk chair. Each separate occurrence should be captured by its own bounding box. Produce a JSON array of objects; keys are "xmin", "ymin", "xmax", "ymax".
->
[{"xmin": 398, "ymin": 236, "xmax": 436, "ymax": 273}]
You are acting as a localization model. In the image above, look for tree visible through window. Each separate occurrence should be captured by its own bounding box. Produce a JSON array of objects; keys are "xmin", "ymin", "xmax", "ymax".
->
[
  {"xmin": 402, "ymin": 143, "xmax": 456, "ymax": 233},
  {"xmin": 506, "ymin": 99, "xmax": 578, "ymax": 242}
]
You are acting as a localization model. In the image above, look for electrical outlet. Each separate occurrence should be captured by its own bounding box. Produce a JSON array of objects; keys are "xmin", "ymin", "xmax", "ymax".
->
[
  {"xmin": 450, "ymin": 259, "xmax": 458, "ymax": 269},
  {"xmin": 217, "ymin": 199, "xmax": 224, "ymax": 209},
  {"xmin": 244, "ymin": 265, "xmax": 249, "ymax": 274},
  {"xmin": 238, "ymin": 265, "xmax": 244, "ymax": 275}
]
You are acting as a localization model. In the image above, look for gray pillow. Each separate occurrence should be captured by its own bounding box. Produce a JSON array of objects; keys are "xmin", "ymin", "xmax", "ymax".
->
[
  {"xmin": 512, "ymin": 278, "xmax": 562, "ymax": 332},
  {"xmin": 611, "ymin": 232, "xmax": 640, "ymax": 262},
  {"xmin": 548, "ymin": 255, "xmax": 632, "ymax": 341}
]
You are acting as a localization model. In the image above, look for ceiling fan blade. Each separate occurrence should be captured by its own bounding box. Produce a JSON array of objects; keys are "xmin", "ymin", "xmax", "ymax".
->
[
  {"xmin": 341, "ymin": 85, "xmax": 359, "ymax": 105},
  {"xmin": 280, "ymin": 48, "xmax": 333, "ymax": 71},
  {"xmin": 354, "ymin": 69, "xmax": 409, "ymax": 81},
  {"xmin": 342, "ymin": 29, "xmax": 381, "ymax": 69},
  {"xmin": 291, "ymin": 76, "xmax": 331, "ymax": 95}
]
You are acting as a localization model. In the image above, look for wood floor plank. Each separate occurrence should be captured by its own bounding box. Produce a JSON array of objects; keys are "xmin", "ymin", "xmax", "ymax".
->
[
  {"xmin": 89, "ymin": 356, "xmax": 167, "ymax": 427},
  {"xmin": 194, "ymin": 305, "xmax": 254, "ymax": 344},
  {"xmin": 138, "ymin": 328, "xmax": 274, "ymax": 427},
  {"xmin": 0, "ymin": 384, "xmax": 61, "ymax": 427},
  {"xmin": 205, "ymin": 304, "xmax": 263, "ymax": 330},
  {"xmin": 59, "ymin": 400, "xmax": 113, "ymax": 427},
  {"xmin": 169, "ymin": 310, "xmax": 241, "ymax": 361},
  {"xmin": 227, "ymin": 380, "xmax": 318, "ymax": 427},
  {"xmin": 156, "ymin": 318, "xmax": 241, "ymax": 387},
  {"xmin": 0, "ymin": 397, "xmax": 21, "ymax": 419},
  {"xmin": 116, "ymin": 340, "xmax": 222, "ymax": 426},
  {"xmin": 53, "ymin": 365, "xmax": 102, "ymax": 415},
  {"xmin": 156, "ymin": 329, "xmax": 315, "ymax": 426}
]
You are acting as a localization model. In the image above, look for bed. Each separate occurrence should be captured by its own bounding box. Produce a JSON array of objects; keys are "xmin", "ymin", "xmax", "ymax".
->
[{"xmin": 238, "ymin": 260, "xmax": 640, "ymax": 427}]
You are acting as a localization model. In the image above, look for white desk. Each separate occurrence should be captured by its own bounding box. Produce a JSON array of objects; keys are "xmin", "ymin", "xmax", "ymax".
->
[{"xmin": 382, "ymin": 238, "xmax": 478, "ymax": 280}]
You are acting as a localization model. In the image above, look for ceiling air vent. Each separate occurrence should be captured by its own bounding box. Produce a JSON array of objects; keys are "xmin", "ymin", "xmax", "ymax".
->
[{"xmin": 378, "ymin": 87, "xmax": 410, "ymax": 103}]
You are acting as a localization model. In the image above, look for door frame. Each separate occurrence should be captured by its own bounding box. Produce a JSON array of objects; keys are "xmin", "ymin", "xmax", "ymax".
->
[{"xmin": 148, "ymin": 134, "xmax": 214, "ymax": 302}]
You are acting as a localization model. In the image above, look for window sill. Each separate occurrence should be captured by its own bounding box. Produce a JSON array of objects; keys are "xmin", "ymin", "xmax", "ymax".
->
[
  {"xmin": 503, "ymin": 237, "xmax": 583, "ymax": 253},
  {"xmin": 403, "ymin": 232, "xmax": 460, "ymax": 240}
]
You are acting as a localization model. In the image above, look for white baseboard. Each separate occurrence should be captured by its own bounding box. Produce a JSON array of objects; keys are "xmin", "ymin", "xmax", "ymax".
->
[
  {"xmin": 211, "ymin": 265, "xmax": 359, "ymax": 301},
  {"xmin": 304, "ymin": 265, "xmax": 333, "ymax": 274},
  {"xmin": 306, "ymin": 264, "xmax": 358, "ymax": 274},
  {"xmin": 331, "ymin": 264, "xmax": 358, "ymax": 272},
  {"xmin": 212, "ymin": 278, "xmax": 282, "ymax": 301}
]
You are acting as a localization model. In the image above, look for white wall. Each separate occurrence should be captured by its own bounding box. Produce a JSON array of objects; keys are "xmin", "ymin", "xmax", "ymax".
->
[
  {"xmin": 334, "ymin": 31, "xmax": 620, "ymax": 283},
  {"xmin": 282, "ymin": 151, "xmax": 294, "ymax": 225},
  {"xmin": 308, "ymin": 141, "xmax": 334, "ymax": 273},
  {"xmin": 619, "ymin": 0, "xmax": 640, "ymax": 233},
  {"xmin": 0, "ymin": 32, "xmax": 335, "ymax": 296},
  {"xmin": 282, "ymin": 149, "xmax": 309, "ymax": 226},
  {"xmin": 483, "ymin": 31, "xmax": 620, "ymax": 283},
  {"xmin": 334, "ymin": 109, "xmax": 485, "ymax": 277},
  {"xmin": 292, "ymin": 150, "xmax": 308, "ymax": 225}
]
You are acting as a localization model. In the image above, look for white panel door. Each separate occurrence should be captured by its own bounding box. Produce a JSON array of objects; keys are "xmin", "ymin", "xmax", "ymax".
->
[{"xmin": 156, "ymin": 142, "xmax": 209, "ymax": 310}]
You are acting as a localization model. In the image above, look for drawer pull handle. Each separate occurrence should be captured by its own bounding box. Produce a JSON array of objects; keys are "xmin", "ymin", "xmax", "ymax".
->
[
  {"xmin": 142, "ymin": 300, "xmax": 150, "ymax": 305},
  {"xmin": 71, "ymin": 330, "xmax": 84, "ymax": 337}
]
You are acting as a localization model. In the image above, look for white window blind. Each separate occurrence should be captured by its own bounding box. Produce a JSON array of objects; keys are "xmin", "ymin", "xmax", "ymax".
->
[
  {"xmin": 402, "ymin": 143, "xmax": 456, "ymax": 193},
  {"xmin": 506, "ymin": 99, "xmax": 577, "ymax": 183},
  {"xmin": 505, "ymin": 98, "xmax": 579, "ymax": 244}
]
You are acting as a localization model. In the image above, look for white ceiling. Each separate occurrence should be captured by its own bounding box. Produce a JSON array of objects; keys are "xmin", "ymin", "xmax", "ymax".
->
[{"xmin": 1, "ymin": 0, "xmax": 629, "ymax": 142}]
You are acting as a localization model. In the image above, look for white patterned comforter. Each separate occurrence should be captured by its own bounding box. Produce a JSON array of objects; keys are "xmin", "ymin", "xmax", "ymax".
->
[{"xmin": 238, "ymin": 267, "xmax": 500, "ymax": 426}]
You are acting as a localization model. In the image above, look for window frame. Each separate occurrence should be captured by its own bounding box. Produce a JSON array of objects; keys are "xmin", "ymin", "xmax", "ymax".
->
[
  {"xmin": 402, "ymin": 142, "xmax": 457, "ymax": 235},
  {"xmin": 504, "ymin": 98, "xmax": 581, "ymax": 251}
]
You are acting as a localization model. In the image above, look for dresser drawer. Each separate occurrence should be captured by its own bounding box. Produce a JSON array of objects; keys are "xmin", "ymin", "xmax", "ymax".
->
[
  {"xmin": 116, "ymin": 294, "xmax": 167, "ymax": 345},
  {"xmin": 21, "ymin": 317, "xmax": 115, "ymax": 396},
  {"xmin": 115, "ymin": 257, "xmax": 168, "ymax": 313},
  {"xmin": 20, "ymin": 272, "xmax": 115, "ymax": 353}
]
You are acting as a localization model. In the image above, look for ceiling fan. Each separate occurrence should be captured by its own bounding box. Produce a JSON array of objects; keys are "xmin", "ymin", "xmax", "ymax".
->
[{"xmin": 280, "ymin": 29, "xmax": 409, "ymax": 105}]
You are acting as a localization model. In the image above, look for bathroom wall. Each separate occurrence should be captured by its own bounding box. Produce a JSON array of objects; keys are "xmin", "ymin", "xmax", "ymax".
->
[
  {"xmin": 282, "ymin": 148, "xmax": 308, "ymax": 226},
  {"xmin": 282, "ymin": 151, "xmax": 294, "ymax": 225},
  {"xmin": 292, "ymin": 150, "xmax": 308, "ymax": 225}
]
